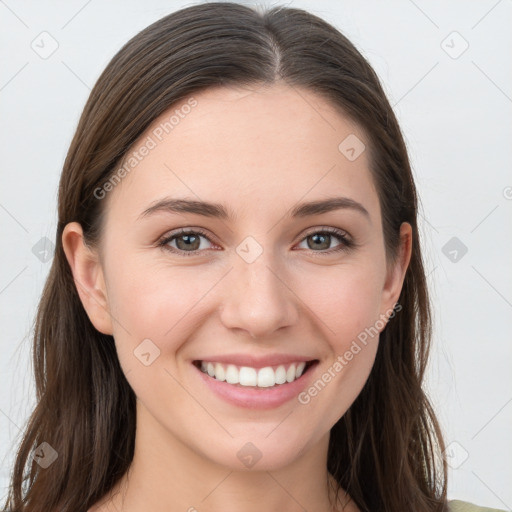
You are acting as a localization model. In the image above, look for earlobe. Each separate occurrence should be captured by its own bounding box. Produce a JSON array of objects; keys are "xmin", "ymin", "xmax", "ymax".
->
[
  {"xmin": 61, "ymin": 222, "xmax": 113, "ymax": 335},
  {"xmin": 380, "ymin": 222, "xmax": 413, "ymax": 319}
]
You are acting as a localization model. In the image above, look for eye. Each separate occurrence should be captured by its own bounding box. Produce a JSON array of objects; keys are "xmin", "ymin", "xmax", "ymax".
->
[
  {"xmin": 158, "ymin": 228, "xmax": 217, "ymax": 256},
  {"xmin": 295, "ymin": 227, "xmax": 353, "ymax": 254},
  {"xmin": 157, "ymin": 226, "xmax": 354, "ymax": 257}
]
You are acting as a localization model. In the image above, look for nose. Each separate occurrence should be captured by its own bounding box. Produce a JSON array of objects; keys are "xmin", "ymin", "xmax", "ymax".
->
[{"xmin": 219, "ymin": 252, "xmax": 300, "ymax": 339}]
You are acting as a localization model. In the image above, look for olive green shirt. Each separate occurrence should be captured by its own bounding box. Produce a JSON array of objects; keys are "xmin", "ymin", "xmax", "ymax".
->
[{"xmin": 449, "ymin": 500, "xmax": 507, "ymax": 512}]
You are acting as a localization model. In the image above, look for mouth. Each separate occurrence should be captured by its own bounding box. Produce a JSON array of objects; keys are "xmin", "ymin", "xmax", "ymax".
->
[{"xmin": 192, "ymin": 359, "xmax": 318, "ymax": 389}]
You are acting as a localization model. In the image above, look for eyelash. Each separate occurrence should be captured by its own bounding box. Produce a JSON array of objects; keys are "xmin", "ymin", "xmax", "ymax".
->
[{"xmin": 157, "ymin": 227, "xmax": 355, "ymax": 257}]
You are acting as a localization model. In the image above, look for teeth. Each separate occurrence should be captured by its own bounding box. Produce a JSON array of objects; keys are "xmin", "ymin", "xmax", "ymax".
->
[
  {"xmin": 198, "ymin": 360, "xmax": 311, "ymax": 388},
  {"xmin": 257, "ymin": 367, "xmax": 275, "ymax": 387},
  {"xmin": 286, "ymin": 364, "xmax": 296, "ymax": 383},
  {"xmin": 239, "ymin": 367, "xmax": 257, "ymax": 386},
  {"xmin": 275, "ymin": 365, "xmax": 287, "ymax": 385},
  {"xmin": 225, "ymin": 364, "xmax": 239, "ymax": 384},
  {"xmin": 214, "ymin": 363, "xmax": 226, "ymax": 382}
]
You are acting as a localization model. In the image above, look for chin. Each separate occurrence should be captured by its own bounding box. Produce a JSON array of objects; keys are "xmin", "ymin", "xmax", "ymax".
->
[{"xmin": 195, "ymin": 426, "xmax": 321, "ymax": 473}]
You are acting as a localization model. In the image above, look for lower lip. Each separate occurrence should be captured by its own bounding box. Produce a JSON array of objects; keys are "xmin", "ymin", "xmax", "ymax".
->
[{"xmin": 194, "ymin": 363, "xmax": 317, "ymax": 410}]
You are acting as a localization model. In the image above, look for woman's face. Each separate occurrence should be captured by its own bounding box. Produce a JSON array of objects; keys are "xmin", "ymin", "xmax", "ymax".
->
[{"xmin": 67, "ymin": 82, "xmax": 410, "ymax": 471}]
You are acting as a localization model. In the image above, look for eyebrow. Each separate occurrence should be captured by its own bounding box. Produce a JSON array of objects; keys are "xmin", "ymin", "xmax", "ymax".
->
[{"xmin": 138, "ymin": 196, "xmax": 370, "ymax": 221}]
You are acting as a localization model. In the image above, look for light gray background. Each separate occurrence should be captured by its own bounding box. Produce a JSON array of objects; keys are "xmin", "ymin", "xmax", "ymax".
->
[{"xmin": 1, "ymin": 0, "xmax": 511, "ymax": 508}]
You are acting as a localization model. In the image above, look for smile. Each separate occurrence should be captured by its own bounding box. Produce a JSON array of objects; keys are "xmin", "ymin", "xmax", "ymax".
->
[
  {"xmin": 194, "ymin": 360, "xmax": 316, "ymax": 388},
  {"xmin": 192, "ymin": 354, "xmax": 319, "ymax": 409}
]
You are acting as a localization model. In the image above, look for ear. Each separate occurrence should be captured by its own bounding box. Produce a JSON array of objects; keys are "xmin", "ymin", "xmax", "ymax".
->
[
  {"xmin": 379, "ymin": 222, "xmax": 412, "ymax": 318},
  {"xmin": 61, "ymin": 222, "xmax": 113, "ymax": 335}
]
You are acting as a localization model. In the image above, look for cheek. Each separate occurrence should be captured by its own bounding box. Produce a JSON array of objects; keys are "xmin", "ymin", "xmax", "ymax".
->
[
  {"xmin": 105, "ymin": 255, "xmax": 220, "ymax": 362},
  {"xmin": 104, "ymin": 260, "xmax": 211, "ymax": 412},
  {"xmin": 294, "ymin": 263, "xmax": 383, "ymax": 414},
  {"xmin": 296, "ymin": 274, "xmax": 382, "ymax": 431},
  {"xmin": 106, "ymin": 247, "xmax": 386, "ymax": 358},
  {"xmin": 301, "ymin": 263, "xmax": 385, "ymax": 348}
]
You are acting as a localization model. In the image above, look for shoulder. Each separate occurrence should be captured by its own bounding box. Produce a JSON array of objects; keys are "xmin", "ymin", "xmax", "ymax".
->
[{"xmin": 448, "ymin": 499, "xmax": 508, "ymax": 512}]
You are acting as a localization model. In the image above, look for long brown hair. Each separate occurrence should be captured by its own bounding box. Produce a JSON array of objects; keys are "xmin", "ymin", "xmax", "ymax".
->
[{"xmin": 3, "ymin": 3, "xmax": 448, "ymax": 511}]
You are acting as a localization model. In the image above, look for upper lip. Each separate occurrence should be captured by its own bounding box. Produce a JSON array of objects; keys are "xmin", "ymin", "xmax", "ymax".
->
[{"xmin": 193, "ymin": 354, "xmax": 318, "ymax": 368}]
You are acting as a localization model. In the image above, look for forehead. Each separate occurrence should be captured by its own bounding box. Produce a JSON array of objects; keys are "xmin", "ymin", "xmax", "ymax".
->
[{"xmin": 106, "ymin": 82, "xmax": 379, "ymax": 223}]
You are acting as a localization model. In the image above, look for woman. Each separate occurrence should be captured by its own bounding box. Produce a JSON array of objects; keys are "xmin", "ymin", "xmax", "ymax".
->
[{"xmin": 3, "ymin": 3, "xmax": 505, "ymax": 511}]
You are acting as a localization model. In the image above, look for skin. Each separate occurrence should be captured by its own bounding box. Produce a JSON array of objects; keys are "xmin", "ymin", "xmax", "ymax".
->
[{"xmin": 63, "ymin": 82, "xmax": 412, "ymax": 512}]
